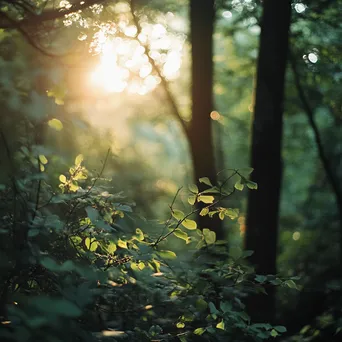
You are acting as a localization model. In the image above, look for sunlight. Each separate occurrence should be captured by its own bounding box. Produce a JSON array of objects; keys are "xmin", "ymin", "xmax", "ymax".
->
[{"xmin": 89, "ymin": 19, "xmax": 185, "ymax": 95}]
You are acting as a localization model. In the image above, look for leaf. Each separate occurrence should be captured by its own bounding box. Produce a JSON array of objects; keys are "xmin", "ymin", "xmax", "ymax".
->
[
  {"xmin": 85, "ymin": 206, "xmax": 99, "ymax": 222},
  {"xmin": 219, "ymin": 211, "xmax": 225, "ymax": 220},
  {"xmin": 203, "ymin": 228, "xmax": 216, "ymax": 245},
  {"xmin": 188, "ymin": 195, "xmax": 196, "ymax": 205},
  {"xmin": 107, "ymin": 243, "xmax": 117, "ymax": 254},
  {"xmin": 135, "ymin": 228, "xmax": 144, "ymax": 241},
  {"xmin": 238, "ymin": 168, "xmax": 254, "ymax": 177},
  {"xmin": 234, "ymin": 177, "xmax": 244, "ymax": 191},
  {"xmin": 48, "ymin": 118, "xmax": 63, "ymax": 131},
  {"xmin": 158, "ymin": 250, "xmax": 176, "ymax": 260},
  {"xmin": 198, "ymin": 195, "xmax": 214, "ymax": 204},
  {"xmin": 196, "ymin": 298, "xmax": 208, "ymax": 311},
  {"xmin": 242, "ymin": 250, "xmax": 254, "ymax": 258},
  {"xmin": 189, "ymin": 184, "xmax": 199, "ymax": 193},
  {"xmin": 255, "ymin": 275, "xmax": 267, "ymax": 283},
  {"xmin": 174, "ymin": 229, "xmax": 188, "ymax": 241},
  {"xmin": 200, "ymin": 207, "xmax": 209, "ymax": 216},
  {"xmin": 230, "ymin": 246, "xmax": 242, "ymax": 260},
  {"xmin": 39, "ymin": 155, "xmax": 48, "ymax": 165},
  {"xmin": 85, "ymin": 237, "xmax": 98, "ymax": 251},
  {"xmin": 75, "ymin": 154, "xmax": 84, "ymax": 166},
  {"xmin": 208, "ymin": 302, "xmax": 219, "ymax": 315},
  {"xmin": 224, "ymin": 208, "xmax": 239, "ymax": 219},
  {"xmin": 216, "ymin": 320, "xmax": 225, "ymax": 330},
  {"xmin": 194, "ymin": 327, "xmax": 206, "ymax": 335},
  {"xmin": 176, "ymin": 322, "xmax": 185, "ymax": 328},
  {"xmin": 182, "ymin": 219, "xmax": 197, "ymax": 230},
  {"xmin": 285, "ymin": 280, "xmax": 298, "ymax": 290},
  {"xmin": 117, "ymin": 239, "xmax": 127, "ymax": 249},
  {"xmin": 246, "ymin": 181, "xmax": 258, "ymax": 190},
  {"xmin": 199, "ymin": 177, "xmax": 212, "ymax": 186},
  {"xmin": 172, "ymin": 209, "xmax": 185, "ymax": 221},
  {"xmin": 274, "ymin": 326, "xmax": 287, "ymax": 333},
  {"xmin": 270, "ymin": 329, "xmax": 278, "ymax": 337},
  {"xmin": 59, "ymin": 174, "xmax": 67, "ymax": 184}
]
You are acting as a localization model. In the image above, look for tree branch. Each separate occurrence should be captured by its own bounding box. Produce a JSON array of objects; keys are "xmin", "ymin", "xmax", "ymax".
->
[
  {"xmin": 0, "ymin": 0, "xmax": 108, "ymax": 28},
  {"xmin": 129, "ymin": 0, "xmax": 189, "ymax": 139}
]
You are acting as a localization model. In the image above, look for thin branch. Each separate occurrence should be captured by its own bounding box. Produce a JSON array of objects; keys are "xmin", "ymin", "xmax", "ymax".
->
[
  {"xmin": 0, "ymin": 0, "xmax": 108, "ymax": 29},
  {"xmin": 289, "ymin": 50, "xmax": 342, "ymax": 217},
  {"xmin": 129, "ymin": 0, "xmax": 189, "ymax": 139}
]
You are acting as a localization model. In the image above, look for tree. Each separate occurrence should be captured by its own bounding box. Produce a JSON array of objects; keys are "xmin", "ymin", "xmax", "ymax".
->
[{"xmin": 245, "ymin": 0, "xmax": 291, "ymax": 322}]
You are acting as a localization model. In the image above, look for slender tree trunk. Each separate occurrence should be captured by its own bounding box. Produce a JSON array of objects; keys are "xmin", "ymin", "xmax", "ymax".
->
[
  {"xmin": 245, "ymin": 0, "xmax": 291, "ymax": 322},
  {"xmin": 189, "ymin": 0, "xmax": 223, "ymax": 240}
]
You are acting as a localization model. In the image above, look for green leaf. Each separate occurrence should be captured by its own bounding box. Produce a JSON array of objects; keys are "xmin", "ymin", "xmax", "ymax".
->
[
  {"xmin": 117, "ymin": 239, "xmax": 127, "ymax": 249},
  {"xmin": 216, "ymin": 320, "xmax": 225, "ymax": 330},
  {"xmin": 270, "ymin": 329, "xmax": 278, "ymax": 337},
  {"xmin": 176, "ymin": 322, "xmax": 185, "ymax": 328},
  {"xmin": 238, "ymin": 168, "xmax": 254, "ymax": 177},
  {"xmin": 255, "ymin": 275, "xmax": 267, "ymax": 283},
  {"xmin": 242, "ymin": 250, "xmax": 254, "ymax": 258},
  {"xmin": 199, "ymin": 177, "xmax": 212, "ymax": 186},
  {"xmin": 189, "ymin": 184, "xmax": 199, "ymax": 193},
  {"xmin": 59, "ymin": 174, "xmax": 67, "ymax": 184},
  {"xmin": 85, "ymin": 206, "xmax": 99, "ymax": 222},
  {"xmin": 158, "ymin": 250, "xmax": 177, "ymax": 259},
  {"xmin": 274, "ymin": 326, "xmax": 287, "ymax": 333},
  {"xmin": 219, "ymin": 211, "xmax": 225, "ymax": 220},
  {"xmin": 200, "ymin": 207, "xmax": 209, "ymax": 216},
  {"xmin": 246, "ymin": 181, "xmax": 258, "ymax": 190},
  {"xmin": 107, "ymin": 243, "xmax": 117, "ymax": 254},
  {"xmin": 38, "ymin": 155, "xmax": 48, "ymax": 165},
  {"xmin": 172, "ymin": 209, "xmax": 185, "ymax": 220},
  {"xmin": 230, "ymin": 246, "xmax": 242, "ymax": 260},
  {"xmin": 48, "ymin": 118, "xmax": 63, "ymax": 131},
  {"xmin": 208, "ymin": 302, "xmax": 219, "ymax": 315},
  {"xmin": 75, "ymin": 154, "xmax": 84, "ymax": 166},
  {"xmin": 194, "ymin": 327, "xmax": 206, "ymax": 336},
  {"xmin": 135, "ymin": 228, "xmax": 144, "ymax": 241},
  {"xmin": 203, "ymin": 228, "xmax": 216, "ymax": 245},
  {"xmin": 285, "ymin": 280, "xmax": 298, "ymax": 290},
  {"xmin": 224, "ymin": 208, "xmax": 239, "ymax": 219},
  {"xmin": 198, "ymin": 195, "xmax": 214, "ymax": 204},
  {"xmin": 85, "ymin": 237, "xmax": 98, "ymax": 251},
  {"xmin": 196, "ymin": 298, "xmax": 208, "ymax": 311},
  {"xmin": 188, "ymin": 194, "xmax": 196, "ymax": 205},
  {"xmin": 182, "ymin": 219, "xmax": 197, "ymax": 230},
  {"xmin": 174, "ymin": 229, "xmax": 189, "ymax": 241},
  {"xmin": 234, "ymin": 177, "xmax": 244, "ymax": 191}
]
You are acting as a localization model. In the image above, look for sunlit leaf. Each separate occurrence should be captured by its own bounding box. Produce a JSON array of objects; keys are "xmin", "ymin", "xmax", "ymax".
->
[
  {"xmin": 75, "ymin": 154, "xmax": 84, "ymax": 166},
  {"xmin": 246, "ymin": 181, "xmax": 258, "ymax": 190},
  {"xmin": 107, "ymin": 243, "xmax": 117, "ymax": 254},
  {"xmin": 224, "ymin": 208, "xmax": 239, "ymax": 219},
  {"xmin": 194, "ymin": 327, "xmax": 206, "ymax": 335},
  {"xmin": 200, "ymin": 207, "xmax": 209, "ymax": 216},
  {"xmin": 188, "ymin": 194, "xmax": 196, "ymax": 205},
  {"xmin": 48, "ymin": 118, "xmax": 63, "ymax": 131},
  {"xmin": 270, "ymin": 329, "xmax": 279, "ymax": 337},
  {"xmin": 216, "ymin": 320, "xmax": 225, "ymax": 330},
  {"xmin": 174, "ymin": 228, "xmax": 188, "ymax": 241},
  {"xmin": 158, "ymin": 250, "xmax": 176, "ymax": 259},
  {"xmin": 38, "ymin": 155, "xmax": 48, "ymax": 165},
  {"xmin": 199, "ymin": 177, "xmax": 212, "ymax": 186},
  {"xmin": 203, "ymin": 228, "xmax": 216, "ymax": 245},
  {"xmin": 176, "ymin": 322, "xmax": 185, "ymax": 328},
  {"xmin": 135, "ymin": 228, "xmax": 144, "ymax": 241},
  {"xmin": 219, "ymin": 211, "xmax": 225, "ymax": 220},
  {"xmin": 198, "ymin": 195, "xmax": 214, "ymax": 204},
  {"xmin": 59, "ymin": 174, "xmax": 67, "ymax": 184},
  {"xmin": 189, "ymin": 184, "xmax": 199, "ymax": 193},
  {"xmin": 172, "ymin": 209, "xmax": 185, "ymax": 220},
  {"xmin": 117, "ymin": 239, "xmax": 127, "ymax": 249},
  {"xmin": 234, "ymin": 177, "xmax": 244, "ymax": 191},
  {"xmin": 182, "ymin": 219, "xmax": 197, "ymax": 230},
  {"xmin": 85, "ymin": 237, "xmax": 98, "ymax": 251}
]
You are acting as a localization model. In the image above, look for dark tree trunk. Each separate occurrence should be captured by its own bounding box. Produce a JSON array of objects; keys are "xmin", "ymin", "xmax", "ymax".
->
[
  {"xmin": 245, "ymin": 0, "xmax": 291, "ymax": 322},
  {"xmin": 189, "ymin": 0, "xmax": 223, "ymax": 240}
]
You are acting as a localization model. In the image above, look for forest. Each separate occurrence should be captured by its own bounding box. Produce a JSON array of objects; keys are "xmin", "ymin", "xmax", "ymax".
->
[{"xmin": 0, "ymin": 0, "xmax": 341, "ymax": 341}]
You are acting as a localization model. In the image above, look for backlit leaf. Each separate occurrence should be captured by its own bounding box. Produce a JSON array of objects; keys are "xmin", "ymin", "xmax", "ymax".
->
[
  {"xmin": 172, "ymin": 209, "xmax": 185, "ymax": 221},
  {"xmin": 199, "ymin": 177, "xmax": 212, "ymax": 186},
  {"xmin": 198, "ymin": 195, "xmax": 214, "ymax": 204},
  {"xmin": 182, "ymin": 219, "xmax": 197, "ymax": 230},
  {"xmin": 48, "ymin": 118, "xmax": 63, "ymax": 131}
]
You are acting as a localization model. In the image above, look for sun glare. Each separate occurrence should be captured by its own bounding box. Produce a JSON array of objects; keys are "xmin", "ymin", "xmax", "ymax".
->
[{"xmin": 89, "ymin": 19, "xmax": 185, "ymax": 95}]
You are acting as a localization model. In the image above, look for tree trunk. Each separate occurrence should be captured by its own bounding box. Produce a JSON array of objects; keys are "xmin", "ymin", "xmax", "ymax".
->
[
  {"xmin": 245, "ymin": 0, "xmax": 291, "ymax": 322},
  {"xmin": 189, "ymin": 0, "xmax": 223, "ymax": 240}
]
